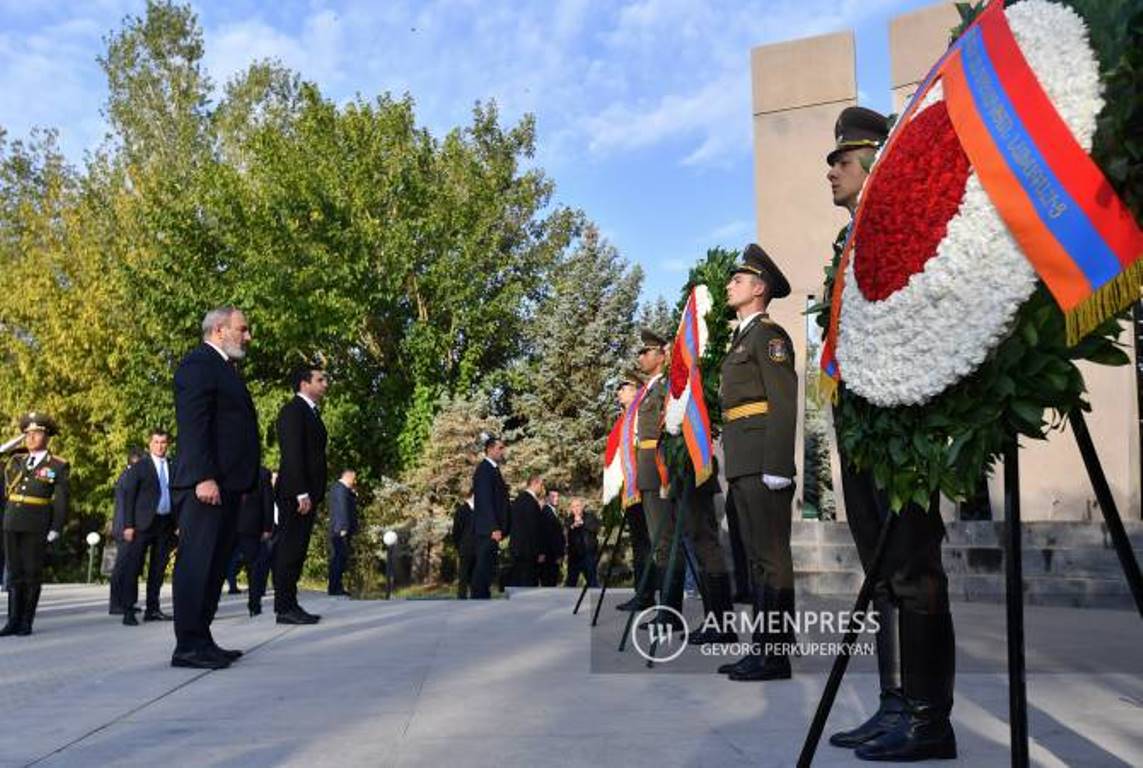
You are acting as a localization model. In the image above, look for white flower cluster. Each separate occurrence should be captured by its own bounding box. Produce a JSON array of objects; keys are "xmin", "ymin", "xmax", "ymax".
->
[{"xmin": 838, "ymin": 0, "xmax": 1103, "ymax": 407}]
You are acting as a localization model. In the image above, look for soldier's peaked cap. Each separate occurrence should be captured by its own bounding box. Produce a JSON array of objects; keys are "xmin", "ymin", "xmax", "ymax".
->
[
  {"xmin": 732, "ymin": 243, "xmax": 791, "ymax": 300},
  {"xmin": 20, "ymin": 412, "xmax": 58, "ymax": 436},
  {"xmin": 639, "ymin": 329, "xmax": 668, "ymax": 349},
  {"xmin": 827, "ymin": 106, "xmax": 889, "ymax": 166}
]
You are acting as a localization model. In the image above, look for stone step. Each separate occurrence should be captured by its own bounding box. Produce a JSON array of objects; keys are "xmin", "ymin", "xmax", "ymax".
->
[
  {"xmin": 794, "ymin": 568, "xmax": 1136, "ymax": 609},
  {"xmin": 791, "ymin": 520, "xmax": 1143, "ymax": 549},
  {"xmin": 792, "ymin": 542, "xmax": 1143, "ymax": 579}
]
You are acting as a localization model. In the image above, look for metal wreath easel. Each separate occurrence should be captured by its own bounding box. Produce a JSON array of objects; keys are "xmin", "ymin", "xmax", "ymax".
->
[{"xmin": 797, "ymin": 408, "xmax": 1143, "ymax": 767}]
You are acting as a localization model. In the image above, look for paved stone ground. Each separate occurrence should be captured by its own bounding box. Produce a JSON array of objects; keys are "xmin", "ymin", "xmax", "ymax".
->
[{"xmin": 0, "ymin": 584, "xmax": 1140, "ymax": 767}]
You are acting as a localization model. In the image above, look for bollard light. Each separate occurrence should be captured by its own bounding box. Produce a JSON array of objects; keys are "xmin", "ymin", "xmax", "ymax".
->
[
  {"xmin": 85, "ymin": 531, "xmax": 101, "ymax": 583},
  {"xmin": 382, "ymin": 530, "xmax": 398, "ymax": 599}
]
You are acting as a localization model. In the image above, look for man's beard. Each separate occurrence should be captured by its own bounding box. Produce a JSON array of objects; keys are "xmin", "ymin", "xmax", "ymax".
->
[{"xmin": 222, "ymin": 342, "xmax": 246, "ymax": 360}]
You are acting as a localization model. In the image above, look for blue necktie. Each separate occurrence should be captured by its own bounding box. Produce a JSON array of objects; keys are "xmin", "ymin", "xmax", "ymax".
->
[{"xmin": 158, "ymin": 459, "xmax": 171, "ymax": 514}]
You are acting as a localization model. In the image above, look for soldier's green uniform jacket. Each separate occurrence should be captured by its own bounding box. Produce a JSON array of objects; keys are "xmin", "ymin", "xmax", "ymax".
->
[
  {"xmin": 635, "ymin": 374, "xmax": 668, "ymax": 492},
  {"xmin": 719, "ymin": 315, "xmax": 798, "ymax": 480},
  {"xmin": 3, "ymin": 452, "xmax": 69, "ymax": 533}
]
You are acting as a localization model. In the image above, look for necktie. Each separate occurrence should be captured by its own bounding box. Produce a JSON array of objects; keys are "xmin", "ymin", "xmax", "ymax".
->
[
  {"xmin": 26, "ymin": 456, "xmax": 35, "ymax": 470},
  {"xmin": 158, "ymin": 459, "xmax": 171, "ymax": 514}
]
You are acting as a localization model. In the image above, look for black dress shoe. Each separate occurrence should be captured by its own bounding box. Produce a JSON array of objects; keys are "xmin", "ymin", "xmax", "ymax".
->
[
  {"xmin": 729, "ymin": 654, "xmax": 791, "ymax": 681},
  {"xmin": 122, "ymin": 609, "xmax": 139, "ymax": 626},
  {"xmin": 248, "ymin": 604, "xmax": 262, "ymax": 617},
  {"xmin": 210, "ymin": 645, "xmax": 244, "ymax": 661},
  {"xmin": 171, "ymin": 650, "xmax": 230, "ymax": 670},
  {"xmin": 297, "ymin": 607, "xmax": 322, "ymax": 623},
  {"xmin": 227, "ymin": 586, "xmax": 243, "ymax": 595},
  {"xmin": 277, "ymin": 610, "xmax": 319, "ymax": 625},
  {"xmin": 719, "ymin": 654, "xmax": 761, "ymax": 675},
  {"xmin": 0, "ymin": 622, "xmax": 19, "ymax": 637},
  {"xmin": 143, "ymin": 609, "xmax": 173, "ymax": 622}
]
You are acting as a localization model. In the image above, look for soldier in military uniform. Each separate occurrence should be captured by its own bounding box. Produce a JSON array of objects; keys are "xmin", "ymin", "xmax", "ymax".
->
[
  {"xmin": 715, "ymin": 244, "xmax": 798, "ymax": 682},
  {"xmin": 1, "ymin": 413, "xmax": 69, "ymax": 637},
  {"xmin": 632, "ymin": 330, "xmax": 685, "ymax": 630},
  {"xmin": 822, "ymin": 107, "xmax": 957, "ymax": 762},
  {"xmin": 612, "ymin": 368, "xmax": 655, "ymax": 612}
]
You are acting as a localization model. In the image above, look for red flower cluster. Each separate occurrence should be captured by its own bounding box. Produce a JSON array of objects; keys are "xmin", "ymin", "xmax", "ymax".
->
[{"xmin": 853, "ymin": 101, "xmax": 971, "ymax": 302}]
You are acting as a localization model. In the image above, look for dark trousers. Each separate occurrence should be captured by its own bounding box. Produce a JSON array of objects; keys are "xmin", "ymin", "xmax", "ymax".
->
[
  {"xmin": 273, "ymin": 498, "xmax": 317, "ymax": 613},
  {"xmin": 727, "ymin": 476, "xmax": 794, "ymax": 590},
  {"xmin": 565, "ymin": 552, "xmax": 599, "ymax": 588},
  {"xmin": 470, "ymin": 537, "xmax": 499, "ymax": 599},
  {"xmin": 172, "ymin": 491, "xmax": 239, "ymax": 654},
  {"xmin": 116, "ymin": 514, "xmax": 175, "ymax": 612},
  {"xmin": 625, "ymin": 504, "xmax": 650, "ymax": 588},
  {"xmin": 684, "ymin": 489, "xmax": 727, "ymax": 576},
  {"xmin": 108, "ymin": 541, "xmax": 127, "ymax": 612},
  {"xmin": 3, "ymin": 529, "xmax": 46, "ymax": 596},
  {"xmin": 328, "ymin": 534, "xmax": 350, "ymax": 595},
  {"xmin": 510, "ymin": 557, "xmax": 538, "ymax": 587},
  {"xmin": 236, "ymin": 533, "xmax": 273, "ymax": 607},
  {"xmin": 538, "ymin": 560, "xmax": 561, "ymax": 587},
  {"xmin": 456, "ymin": 544, "xmax": 476, "ymax": 598},
  {"xmin": 722, "ymin": 492, "xmax": 752, "ymax": 597}
]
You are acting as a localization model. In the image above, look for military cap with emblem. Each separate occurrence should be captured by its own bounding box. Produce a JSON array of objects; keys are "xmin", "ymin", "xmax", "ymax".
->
[
  {"xmin": 19, "ymin": 412, "xmax": 58, "ymax": 436},
  {"xmin": 827, "ymin": 106, "xmax": 889, "ymax": 166},
  {"xmin": 615, "ymin": 368, "xmax": 644, "ymax": 390},
  {"xmin": 638, "ymin": 329, "xmax": 668, "ymax": 350},
  {"xmin": 731, "ymin": 243, "xmax": 791, "ymax": 300}
]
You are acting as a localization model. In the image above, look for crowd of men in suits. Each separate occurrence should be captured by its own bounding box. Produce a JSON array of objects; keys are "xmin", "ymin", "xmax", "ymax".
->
[{"xmin": 451, "ymin": 474, "xmax": 602, "ymax": 599}]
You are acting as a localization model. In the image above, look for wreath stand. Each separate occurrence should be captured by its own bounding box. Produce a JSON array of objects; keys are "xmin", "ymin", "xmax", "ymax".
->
[{"xmin": 797, "ymin": 408, "xmax": 1143, "ymax": 767}]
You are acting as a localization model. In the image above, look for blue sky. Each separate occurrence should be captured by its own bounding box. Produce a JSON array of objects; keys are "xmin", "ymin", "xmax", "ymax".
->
[{"xmin": 0, "ymin": 0, "xmax": 940, "ymax": 304}]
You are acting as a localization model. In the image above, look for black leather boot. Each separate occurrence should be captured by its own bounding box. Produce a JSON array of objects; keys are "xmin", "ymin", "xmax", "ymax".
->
[
  {"xmin": 830, "ymin": 688, "xmax": 907, "ymax": 748},
  {"xmin": 689, "ymin": 572, "xmax": 738, "ymax": 645},
  {"xmin": 639, "ymin": 564, "xmax": 685, "ymax": 631},
  {"xmin": 18, "ymin": 584, "xmax": 41, "ymax": 635},
  {"xmin": 730, "ymin": 586, "xmax": 793, "ymax": 681},
  {"xmin": 0, "ymin": 587, "xmax": 22, "ymax": 637},
  {"xmin": 831, "ymin": 595, "xmax": 903, "ymax": 748},
  {"xmin": 720, "ymin": 583, "xmax": 766, "ymax": 675},
  {"xmin": 856, "ymin": 611, "xmax": 956, "ymax": 762},
  {"xmin": 617, "ymin": 563, "xmax": 657, "ymax": 612}
]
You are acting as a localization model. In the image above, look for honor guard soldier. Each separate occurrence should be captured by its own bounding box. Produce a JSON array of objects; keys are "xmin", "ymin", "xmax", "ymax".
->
[
  {"xmin": 823, "ymin": 106, "xmax": 958, "ymax": 762},
  {"xmin": 716, "ymin": 244, "xmax": 797, "ymax": 682},
  {"xmin": 1, "ymin": 413, "xmax": 69, "ymax": 637},
  {"xmin": 633, "ymin": 330, "xmax": 685, "ymax": 630},
  {"xmin": 612, "ymin": 368, "xmax": 655, "ymax": 612}
]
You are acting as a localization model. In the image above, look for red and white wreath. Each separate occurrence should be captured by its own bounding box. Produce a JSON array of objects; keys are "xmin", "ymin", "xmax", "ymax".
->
[{"xmin": 836, "ymin": 0, "xmax": 1103, "ymax": 407}]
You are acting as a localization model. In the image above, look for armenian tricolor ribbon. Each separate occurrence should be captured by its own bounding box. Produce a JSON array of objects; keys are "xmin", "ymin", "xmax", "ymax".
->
[
  {"xmin": 618, "ymin": 394, "xmax": 641, "ymax": 509},
  {"xmin": 821, "ymin": 0, "xmax": 1143, "ymax": 399},
  {"xmin": 667, "ymin": 287, "xmax": 714, "ymax": 486}
]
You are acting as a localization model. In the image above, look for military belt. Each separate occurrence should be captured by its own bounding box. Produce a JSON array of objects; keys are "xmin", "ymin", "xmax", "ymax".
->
[
  {"xmin": 637, "ymin": 439, "xmax": 659, "ymax": 450},
  {"xmin": 725, "ymin": 401, "xmax": 769, "ymax": 421},
  {"xmin": 8, "ymin": 494, "xmax": 51, "ymax": 506}
]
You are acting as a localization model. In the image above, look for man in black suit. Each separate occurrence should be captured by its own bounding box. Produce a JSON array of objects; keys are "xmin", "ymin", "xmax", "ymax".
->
[
  {"xmin": 565, "ymin": 497, "xmax": 601, "ymax": 588},
  {"xmin": 451, "ymin": 491, "xmax": 476, "ymax": 598},
  {"xmin": 327, "ymin": 468, "xmax": 357, "ymax": 596},
  {"xmin": 538, "ymin": 490, "xmax": 566, "ymax": 587},
  {"xmin": 108, "ymin": 447, "xmax": 144, "ymax": 615},
  {"xmin": 170, "ymin": 306, "xmax": 261, "ymax": 670},
  {"xmin": 236, "ymin": 466, "xmax": 275, "ymax": 615},
  {"xmin": 508, "ymin": 474, "xmax": 545, "ymax": 587},
  {"xmin": 116, "ymin": 430, "xmax": 178, "ymax": 625},
  {"xmin": 273, "ymin": 366, "xmax": 329, "ymax": 624},
  {"xmin": 470, "ymin": 435, "xmax": 509, "ymax": 600}
]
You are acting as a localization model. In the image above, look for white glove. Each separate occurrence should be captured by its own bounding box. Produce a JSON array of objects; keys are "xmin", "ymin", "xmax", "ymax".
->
[
  {"xmin": 762, "ymin": 475, "xmax": 792, "ymax": 491},
  {"xmin": 46, "ymin": 530, "xmax": 60, "ymax": 543}
]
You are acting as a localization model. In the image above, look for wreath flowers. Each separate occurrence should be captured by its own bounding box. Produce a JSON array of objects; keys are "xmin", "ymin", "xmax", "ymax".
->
[
  {"xmin": 837, "ymin": 0, "xmax": 1103, "ymax": 407},
  {"xmin": 823, "ymin": 0, "xmax": 1138, "ymax": 510}
]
